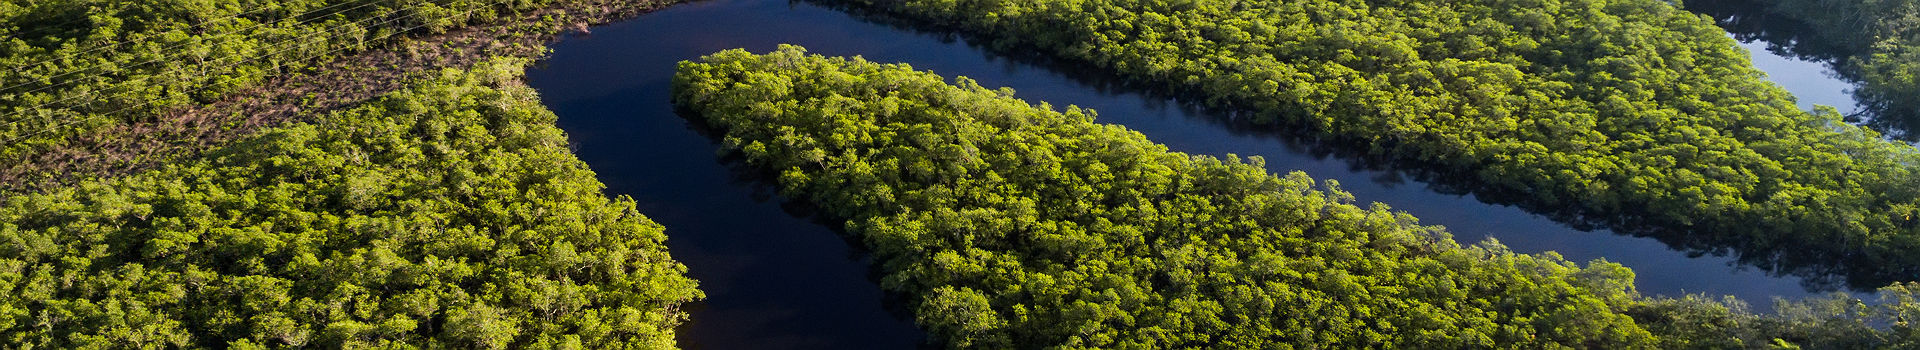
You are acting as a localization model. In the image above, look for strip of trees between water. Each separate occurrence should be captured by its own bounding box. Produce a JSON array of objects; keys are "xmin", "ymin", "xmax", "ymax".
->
[
  {"xmin": 812, "ymin": 0, "xmax": 1920, "ymax": 290},
  {"xmin": 673, "ymin": 45, "xmax": 1920, "ymax": 350}
]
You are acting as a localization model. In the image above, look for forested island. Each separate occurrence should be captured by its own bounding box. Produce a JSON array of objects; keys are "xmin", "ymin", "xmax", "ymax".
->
[
  {"xmin": 674, "ymin": 45, "xmax": 1920, "ymax": 349},
  {"xmin": 814, "ymin": 0, "xmax": 1920, "ymax": 289}
]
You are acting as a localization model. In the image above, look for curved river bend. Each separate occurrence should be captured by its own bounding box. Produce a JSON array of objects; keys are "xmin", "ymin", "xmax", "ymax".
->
[{"xmin": 524, "ymin": 0, "xmax": 1867, "ymax": 348}]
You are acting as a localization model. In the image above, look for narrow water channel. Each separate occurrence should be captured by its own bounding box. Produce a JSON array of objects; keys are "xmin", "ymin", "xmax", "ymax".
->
[{"xmin": 524, "ymin": 0, "xmax": 1872, "ymax": 348}]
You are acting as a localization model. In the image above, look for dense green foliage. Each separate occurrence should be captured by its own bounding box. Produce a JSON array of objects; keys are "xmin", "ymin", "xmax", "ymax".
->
[
  {"xmin": 814, "ymin": 0, "xmax": 1920, "ymax": 287},
  {"xmin": 678, "ymin": 45, "xmax": 1667, "ymax": 349},
  {"xmin": 1688, "ymin": 0, "xmax": 1920, "ymax": 141},
  {"xmin": 674, "ymin": 45, "xmax": 1920, "ymax": 349},
  {"xmin": 0, "ymin": 59, "xmax": 701, "ymax": 348},
  {"xmin": 0, "ymin": 0, "xmax": 579, "ymax": 163}
]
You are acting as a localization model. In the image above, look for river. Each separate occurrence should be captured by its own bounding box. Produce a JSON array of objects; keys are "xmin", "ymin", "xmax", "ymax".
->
[
  {"xmin": 523, "ymin": 0, "xmax": 1868, "ymax": 348},
  {"xmin": 1739, "ymin": 41, "xmax": 1860, "ymax": 115}
]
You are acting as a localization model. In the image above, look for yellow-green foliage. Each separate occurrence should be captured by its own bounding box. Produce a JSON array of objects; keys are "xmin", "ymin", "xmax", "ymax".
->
[
  {"xmin": 676, "ymin": 45, "xmax": 1660, "ymax": 349},
  {"xmin": 0, "ymin": 0, "xmax": 571, "ymax": 161},
  {"xmin": 816, "ymin": 0, "xmax": 1920, "ymax": 288},
  {"xmin": 674, "ymin": 44, "xmax": 1920, "ymax": 350},
  {"xmin": 0, "ymin": 59, "xmax": 701, "ymax": 348}
]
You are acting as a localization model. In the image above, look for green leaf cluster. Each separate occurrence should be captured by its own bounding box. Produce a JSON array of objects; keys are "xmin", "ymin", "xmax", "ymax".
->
[
  {"xmin": 0, "ymin": 58, "xmax": 701, "ymax": 349},
  {"xmin": 674, "ymin": 45, "xmax": 1920, "ymax": 349},
  {"xmin": 0, "ymin": 0, "xmax": 585, "ymax": 166},
  {"xmin": 677, "ymin": 45, "xmax": 1674, "ymax": 349},
  {"xmin": 812, "ymin": 0, "xmax": 1920, "ymax": 288},
  {"xmin": 1628, "ymin": 283, "xmax": 1920, "ymax": 349}
]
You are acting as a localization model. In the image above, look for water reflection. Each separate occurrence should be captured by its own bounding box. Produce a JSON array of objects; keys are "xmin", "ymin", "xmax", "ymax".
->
[
  {"xmin": 527, "ymin": 1, "xmax": 1885, "ymax": 347},
  {"xmin": 1687, "ymin": 0, "xmax": 1920, "ymax": 140}
]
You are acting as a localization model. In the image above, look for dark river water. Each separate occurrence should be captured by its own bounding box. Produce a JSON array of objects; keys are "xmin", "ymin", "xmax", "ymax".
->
[{"xmin": 524, "ymin": 0, "xmax": 1867, "ymax": 348}]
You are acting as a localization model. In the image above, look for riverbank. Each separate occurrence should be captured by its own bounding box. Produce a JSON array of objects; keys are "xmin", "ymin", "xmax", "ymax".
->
[
  {"xmin": 674, "ymin": 44, "xmax": 1920, "ymax": 349},
  {"xmin": 811, "ymin": 0, "xmax": 1920, "ymax": 290},
  {"xmin": 518, "ymin": 1, "xmax": 1881, "ymax": 346},
  {"xmin": 0, "ymin": 57, "xmax": 704, "ymax": 348},
  {"xmin": 1685, "ymin": 0, "xmax": 1920, "ymax": 141},
  {"xmin": 0, "ymin": 0, "xmax": 683, "ymax": 194}
]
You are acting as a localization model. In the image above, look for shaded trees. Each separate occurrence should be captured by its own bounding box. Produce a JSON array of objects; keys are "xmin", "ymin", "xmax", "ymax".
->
[
  {"xmin": 0, "ymin": 0, "xmax": 636, "ymax": 175},
  {"xmin": 0, "ymin": 59, "xmax": 701, "ymax": 348},
  {"xmin": 1687, "ymin": 0, "xmax": 1920, "ymax": 141}
]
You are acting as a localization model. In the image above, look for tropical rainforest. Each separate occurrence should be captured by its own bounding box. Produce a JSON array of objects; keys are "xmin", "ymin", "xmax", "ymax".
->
[
  {"xmin": 1, "ymin": 0, "xmax": 712, "ymax": 347},
  {"xmin": 0, "ymin": 0, "xmax": 680, "ymax": 192},
  {"xmin": 6, "ymin": 0, "xmax": 1920, "ymax": 347},
  {"xmin": 674, "ymin": 45, "xmax": 1920, "ymax": 349},
  {"xmin": 1688, "ymin": 0, "xmax": 1920, "ymax": 141},
  {"xmin": 2, "ymin": 0, "xmax": 538, "ymax": 158},
  {"xmin": 813, "ymin": 0, "xmax": 1920, "ymax": 289},
  {"xmin": 0, "ymin": 59, "xmax": 701, "ymax": 348}
]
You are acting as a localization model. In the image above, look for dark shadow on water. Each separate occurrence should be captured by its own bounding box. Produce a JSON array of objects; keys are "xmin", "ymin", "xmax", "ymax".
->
[
  {"xmin": 678, "ymin": 104, "xmax": 933, "ymax": 346},
  {"xmin": 1686, "ymin": 0, "xmax": 1920, "ymax": 141}
]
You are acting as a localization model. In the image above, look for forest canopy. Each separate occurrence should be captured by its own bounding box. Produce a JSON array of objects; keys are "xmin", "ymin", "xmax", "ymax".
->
[
  {"xmin": 812, "ymin": 0, "xmax": 1920, "ymax": 288},
  {"xmin": 0, "ymin": 59, "xmax": 702, "ymax": 348},
  {"xmin": 0, "ymin": 0, "xmax": 594, "ymax": 176},
  {"xmin": 672, "ymin": 45, "xmax": 1920, "ymax": 349}
]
